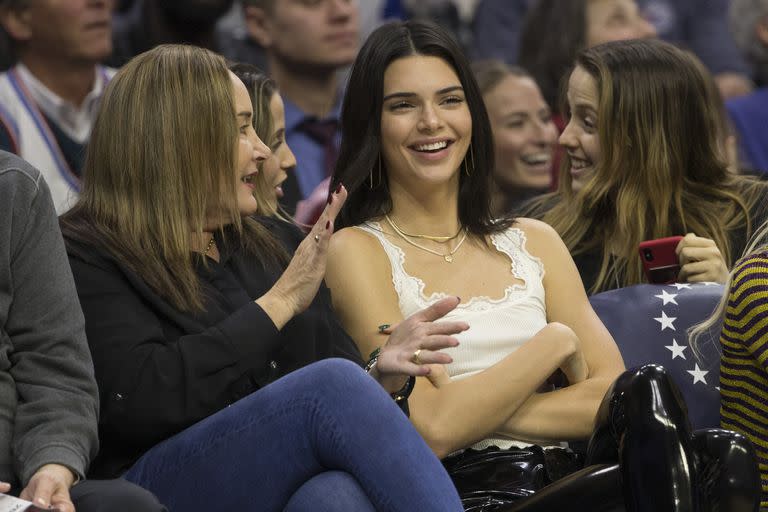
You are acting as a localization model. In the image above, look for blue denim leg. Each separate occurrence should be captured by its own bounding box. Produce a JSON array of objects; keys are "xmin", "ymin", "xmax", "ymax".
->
[
  {"xmin": 125, "ymin": 359, "xmax": 462, "ymax": 512},
  {"xmin": 284, "ymin": 471, "xmax": 376, "ymax": 512}
]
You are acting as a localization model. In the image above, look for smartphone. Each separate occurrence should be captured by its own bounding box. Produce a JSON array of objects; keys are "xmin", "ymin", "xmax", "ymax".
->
[{"xmin": 638, "ymin": 236, "xmax": 684, "ymax": 284}]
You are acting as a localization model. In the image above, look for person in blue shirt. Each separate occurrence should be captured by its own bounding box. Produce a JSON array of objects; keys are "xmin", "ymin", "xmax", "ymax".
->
[{"xmin": 242, "ymin": 0, "xmax": 359, "ymax": 215}]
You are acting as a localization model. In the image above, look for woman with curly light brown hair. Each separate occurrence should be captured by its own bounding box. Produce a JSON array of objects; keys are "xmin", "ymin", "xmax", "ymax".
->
[{"xmin": 527, "ymin": 38, "xmax": 768, "ymax": 294}]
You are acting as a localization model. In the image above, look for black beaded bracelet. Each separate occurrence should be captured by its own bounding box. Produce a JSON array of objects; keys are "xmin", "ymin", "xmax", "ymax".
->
[{"xmin": 365, "ymin": 347, "xmax": 416, "ymax": 417}]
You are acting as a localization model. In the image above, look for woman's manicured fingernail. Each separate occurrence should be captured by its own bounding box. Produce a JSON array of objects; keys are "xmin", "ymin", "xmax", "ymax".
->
[
  {"xmin": 326, "ymin": 220, "xmax": 331, "ymax": 230},
  {"xmin": 335, "ymin": 182, "xmax": 343, "ymax": 194},
  {"xmin": 378, "ymin": 324, "xmax": 390, "ymax": 333}
]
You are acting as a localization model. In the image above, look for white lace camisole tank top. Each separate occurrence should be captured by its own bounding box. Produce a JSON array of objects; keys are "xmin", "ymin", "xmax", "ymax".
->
[{"xmin": 355, "ymin": 222, "xmax": 550, "ymax": 450}]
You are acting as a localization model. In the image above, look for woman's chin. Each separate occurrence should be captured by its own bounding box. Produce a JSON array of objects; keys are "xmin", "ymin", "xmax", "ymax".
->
[
  {"xmin": 237, "ymin": 199, "xmax": 259, "ymax": 217},
  {"xmin": 570, "ymin": 177, "xmax": 589, "ymax": 192}
]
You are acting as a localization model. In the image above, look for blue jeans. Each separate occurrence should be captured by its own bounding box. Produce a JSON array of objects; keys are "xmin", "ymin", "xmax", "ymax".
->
[
  {"xmin": 285, "ymin": 471, "xmax": 375, "ymax": 512},
  {"xmin": 125, "ymin": 359, "xmax": 462, "ymax": 511}
]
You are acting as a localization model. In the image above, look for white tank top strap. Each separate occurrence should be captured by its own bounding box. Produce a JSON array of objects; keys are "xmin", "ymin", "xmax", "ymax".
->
[
  {"xmin": 353, "ymin": 221, "xmax": 425, "ymax": 315},
  {"xmin": 490, "ymin": 224, "xmax": 546, "ymax": 295}
]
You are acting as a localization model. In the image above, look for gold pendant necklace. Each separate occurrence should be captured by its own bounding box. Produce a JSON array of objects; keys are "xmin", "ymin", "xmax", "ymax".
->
[
  {"xmin": 385, "ymin": 214, "xmax": 462, "ymax": 243},
  {"xmin": 385, "ymin": 215, "xmax": 467, "ymax": 263}
]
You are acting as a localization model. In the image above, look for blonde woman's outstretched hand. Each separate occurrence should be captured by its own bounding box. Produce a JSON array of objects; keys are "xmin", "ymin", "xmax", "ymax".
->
[
  {"xmin": 256, "ymin": 184, "xmax": 348, "ymax": 329},
  {"xmin": 372, "ymin": 296, "xmax": 468, "ymax": 393},
  {"xmin": 676, "ymin": 233, "xmax": 729, "ymax": 284}
]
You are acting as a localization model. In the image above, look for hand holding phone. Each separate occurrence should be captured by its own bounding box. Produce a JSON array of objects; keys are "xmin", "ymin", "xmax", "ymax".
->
[
  {"xmin": 638, "ymin": 236, "xmax": 684, "ymax": 284},
  {"xmin": 675, "ymin": 233, "xmax": 729, "ymax": 284}
]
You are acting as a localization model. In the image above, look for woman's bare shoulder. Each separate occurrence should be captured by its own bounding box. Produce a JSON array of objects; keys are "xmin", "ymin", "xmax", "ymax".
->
[
  {"xmin": 507, "ymin": 217, "xmax": 563, "ymax": 251},
  {"xmin": 327, "ymin": 224, "xmax": 394, "ymax": 279},
  {"xmin": 329, "ymin": 225, "xmax": 383, "ymax": 256}
]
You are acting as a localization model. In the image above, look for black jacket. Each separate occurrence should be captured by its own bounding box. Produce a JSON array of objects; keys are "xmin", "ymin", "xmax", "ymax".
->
[{"xmin": 65, "ymin": 218, "xmax": 361, "ymax": 478}]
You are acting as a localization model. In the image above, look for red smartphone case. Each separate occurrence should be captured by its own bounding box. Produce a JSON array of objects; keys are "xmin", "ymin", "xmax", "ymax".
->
[{"xmin": 638, "ymin": 236, "xmax": 684, "ymax": 284}]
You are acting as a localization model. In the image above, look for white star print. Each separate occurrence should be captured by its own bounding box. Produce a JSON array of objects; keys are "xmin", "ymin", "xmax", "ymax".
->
[
  {"xmin": 655, "ymin": 290, "xmax": 679, "ymax": 306},
  {"xmin": 654, "ymin": 311, "xmax": 677, "ymax": 331},
  {"xmin": 670, "ymin": 283, "xmax": 692, "ymax": 290},
  {"xmin": 665, "ymin": 339, "xmax": 688, "ymax": 360},
  {"xmin": 687, "ymin": 364, "xmax": 709, "ymax": 385}
]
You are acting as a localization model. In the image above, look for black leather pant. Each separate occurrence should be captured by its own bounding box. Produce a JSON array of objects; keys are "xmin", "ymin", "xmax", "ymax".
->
[{"xmin": 503, "ymin": 364, "xmax": 761, "ymax": 512}]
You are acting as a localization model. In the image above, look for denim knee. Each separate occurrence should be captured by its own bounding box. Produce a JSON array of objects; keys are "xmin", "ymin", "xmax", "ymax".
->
[{"xmin": 284, "ymin": 471, "xmax": 376, "ymax": 512}]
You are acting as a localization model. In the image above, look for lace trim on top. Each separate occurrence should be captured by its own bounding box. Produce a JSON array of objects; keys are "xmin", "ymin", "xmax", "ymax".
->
[{"xmin": 356, "ymin": 222, "xmax": 545, "ymax": 315}]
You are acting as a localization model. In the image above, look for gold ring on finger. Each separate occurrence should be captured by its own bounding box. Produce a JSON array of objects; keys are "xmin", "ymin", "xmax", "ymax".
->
[{"xmin": 411, "ymin": 349, "xmax": 422, "ymax": 365}]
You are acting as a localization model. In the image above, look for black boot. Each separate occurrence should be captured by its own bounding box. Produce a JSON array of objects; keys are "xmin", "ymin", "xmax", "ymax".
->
[
  {"xmin": 586, "ymin": 364, "xmax": 699, "ymax": 511},
  {"xmin": 691, "ymin": 428, "xmax": 761, "ymax": 512}
]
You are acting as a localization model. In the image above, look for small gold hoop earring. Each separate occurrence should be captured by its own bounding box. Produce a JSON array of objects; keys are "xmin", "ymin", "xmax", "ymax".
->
[
  {"xmin": 464, "ymin": 143, "xmax": 475, "ymax": 176},
  {"xmin": 369, "ymin": 155, "xmax": 383, "ymax": 190}
]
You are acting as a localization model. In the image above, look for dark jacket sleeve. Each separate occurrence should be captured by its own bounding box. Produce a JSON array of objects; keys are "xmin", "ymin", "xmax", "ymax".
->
[
  {"xmin": 2, "ymin": 165, "xmax": 98, "ymax": 485},
  {"xmin": 258, "ymin": 217, "xmax": 364, "ymax": 365},
  {"xmin": 67, "ymin": 249, "xmax": 285, "ymax": 448}
]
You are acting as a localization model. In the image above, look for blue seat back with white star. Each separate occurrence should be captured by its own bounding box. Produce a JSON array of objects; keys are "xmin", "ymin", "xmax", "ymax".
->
[{"xmin": 589, "ymin": 283, "xmax": 724, "ymax": 429}]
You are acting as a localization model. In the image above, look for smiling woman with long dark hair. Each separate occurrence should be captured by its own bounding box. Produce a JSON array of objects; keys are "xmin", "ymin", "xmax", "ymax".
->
[{"xmin": 327, "ymin": 20, "xmax": 762, "ymax": 510}]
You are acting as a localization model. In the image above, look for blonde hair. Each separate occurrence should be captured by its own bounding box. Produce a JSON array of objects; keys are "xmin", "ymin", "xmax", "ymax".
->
[
  {"xmin": 534, "ymin": 39, "xmax": 766, "ymax": 294},
  {"xmin": 62, "ymin": 45, "xmax": 287, "ymax": 311},
  {"xmin": 689, "ymin": 219, "xmax": 768, "ymax": 360}
]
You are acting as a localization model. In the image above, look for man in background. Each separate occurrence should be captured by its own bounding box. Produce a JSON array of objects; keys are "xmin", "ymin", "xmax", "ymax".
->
[
  {"xmin": 243, "ymin": 0, "xmax": 359, "ymax": 214},
  {"xmin": 0, "ymin": 0, "xmax": 115, "ymax": 213}
]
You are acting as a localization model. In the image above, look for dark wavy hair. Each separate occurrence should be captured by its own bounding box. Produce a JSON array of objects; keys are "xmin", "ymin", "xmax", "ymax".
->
[
  {"xmin": 518, "ymin": 0, "xmax": 588, "ymax": 113},
  {"xmin": 332, "ymin": 20, "xmax": 508, "ymax": 235}
]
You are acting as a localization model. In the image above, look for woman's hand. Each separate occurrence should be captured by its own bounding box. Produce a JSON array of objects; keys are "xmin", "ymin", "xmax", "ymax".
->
[
  {"xmin": 372, "ymin": 296, "xmax": 468, "ymax": 392},
  {"xmin": 676, "ymin": 233, "xmax": 729, "ymax": 284},
  {"xmin": 256, "ymin": 184, "xmax": 347, "ymax": 329},
  {"xmin": 543, "ymin": 322, "xmax": 588, "ymax": 386},
  {"xmin": 19, "ymin": 464, "xmax": 76, "ymax": 512}
]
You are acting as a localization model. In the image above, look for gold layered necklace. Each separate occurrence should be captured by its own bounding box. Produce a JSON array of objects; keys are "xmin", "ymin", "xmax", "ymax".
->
[
  {"xmin": 385, "ymin": 215, "xmax": 468, "ymax": 263},
  {"xmin": 204, "ymin": 235, "xmax": 216, "ymax": 255},
  {"xmin": 385, "ymin": 215, "xmax": 462, "ymax": 243}
]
